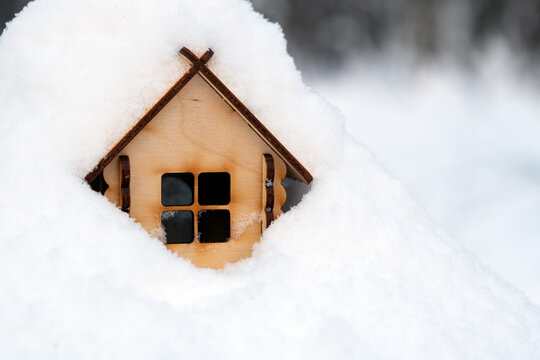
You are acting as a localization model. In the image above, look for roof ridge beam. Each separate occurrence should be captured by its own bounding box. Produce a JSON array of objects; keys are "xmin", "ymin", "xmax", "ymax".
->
[
  {"xmin": 85, "ymin": 49, "xmax": 214, "ymax": 183},
  {"xmin": 179, "ymin": 47, "xmax": 313, "ymax": 184}
]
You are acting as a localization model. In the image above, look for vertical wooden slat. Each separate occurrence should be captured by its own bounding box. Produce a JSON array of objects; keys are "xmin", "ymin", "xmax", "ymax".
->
[
  {"xmin": 119, "ymin": 155, "xmax": 130, "ymax": 213},
  {"xmin": 263, "ymin": 154, "xmax": 275, "ymax": 228}
]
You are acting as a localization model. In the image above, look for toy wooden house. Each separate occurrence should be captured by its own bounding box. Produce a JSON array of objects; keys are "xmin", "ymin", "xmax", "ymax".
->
[{"xmin": 85, "ymin": 47, "xmax": 312, "ymax": 268}]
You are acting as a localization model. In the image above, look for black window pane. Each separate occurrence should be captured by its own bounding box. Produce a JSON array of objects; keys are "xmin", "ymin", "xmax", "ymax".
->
[
  {"xmin": 162, "ymin": 173, "xmax": 194, "ymax": 206},
  {"xmin": 198, "ymin": 172, "xmax": 230, "ymax": 205},
  {"xmin": 198, "ymin": 210, "xmax": 230, "ymax": 243},
  {"xmin": 162, "ymin": 210, "xmax": 194, "ymax": 244}
]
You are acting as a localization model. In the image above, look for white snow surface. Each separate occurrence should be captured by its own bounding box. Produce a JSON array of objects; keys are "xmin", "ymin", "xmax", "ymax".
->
[
  {"xmin": 0, "ymin": 1, "xmax": 539, "ymax": 358},
  {"xmin": 309, "ymin": 48, "xmax": 540, "ymax": 306}
]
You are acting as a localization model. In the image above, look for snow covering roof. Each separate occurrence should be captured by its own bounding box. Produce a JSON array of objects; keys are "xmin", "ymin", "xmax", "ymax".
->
[
  {"xmin": 0, "ymin": 0, "xmax": 539, "ymax": 358},
  {"xmin": 85, "ymin": 46, "xmax": 313, "ymax": 184}
]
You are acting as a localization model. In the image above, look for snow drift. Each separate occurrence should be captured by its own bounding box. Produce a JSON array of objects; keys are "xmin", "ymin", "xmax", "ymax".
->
[
  {"xmin": 0, "ymin": 0, "xmax": 539, "ymax": 358},
  {"xmin": 311, "ymin": 54, "xmax": 540, "ymax": 305}
]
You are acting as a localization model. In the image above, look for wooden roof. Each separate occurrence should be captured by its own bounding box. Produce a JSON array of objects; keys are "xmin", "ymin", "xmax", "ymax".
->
[{"xmin": 85, "ymin": 47, "xmax": 313, "ymax": 184}]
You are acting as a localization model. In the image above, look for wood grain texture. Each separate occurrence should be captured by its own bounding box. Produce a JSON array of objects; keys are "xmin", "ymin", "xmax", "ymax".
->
[
  {"xmin": 119, "ymin": 155, "xmax": 130, "ymax": 213},
  {"xmin": 85, "ymin": 49, "xmax": 214, "ymax": 183},
  {"xmin": 103, "ymin": 75, "xmax": 288, "ymax": 268},
  {"xmin": 179, "ymin": 47, "xmax": 313, "ymax": 184}
]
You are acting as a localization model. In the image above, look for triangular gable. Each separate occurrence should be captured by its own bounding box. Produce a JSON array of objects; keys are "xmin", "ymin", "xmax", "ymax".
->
[{"xmin": 85, "ymin": 47, "xmax": 312, "ymax": 184}]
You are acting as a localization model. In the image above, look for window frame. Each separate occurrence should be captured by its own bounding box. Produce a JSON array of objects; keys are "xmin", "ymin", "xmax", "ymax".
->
[{"xmin": 160, "ymin": 171, "xmax": 231, "ymax": 244}]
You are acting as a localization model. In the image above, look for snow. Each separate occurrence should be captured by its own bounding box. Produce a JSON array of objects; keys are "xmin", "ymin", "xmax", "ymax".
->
[
  {"xmin": 309, "ymin": 46, "xmax": 540, "ymax": 306},
  {"xmin": 0, "ymin": 0, "xmax": 539, "ymax": 358}
]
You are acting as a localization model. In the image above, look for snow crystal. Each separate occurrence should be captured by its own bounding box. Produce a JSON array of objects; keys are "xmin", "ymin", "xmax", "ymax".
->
[
  {"xmin": 231, "ymin": 212, "xmax": 261, "ymax": 240},
  {"xmin": 0, "ymin": 0, "xmax": 539, "ymax": 359}
]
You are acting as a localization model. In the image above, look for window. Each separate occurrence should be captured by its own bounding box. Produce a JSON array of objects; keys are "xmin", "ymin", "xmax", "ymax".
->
[
  {"xmin": 198, "ymin": 172, "xmax": 230, "ymax": 205},
  {"xmin": 161, "ymin": 173, "xmax": 194, "ymax": 206},
  {"xmin": 198, "ymin": 210, "xmax": 230, "ymax": 243},
  {"xmin": 161, "ymin": 172, "xmax": 231, "ymax": 244},
  {"xmin": 161, "ymin": 210, "xmax": 194, "ymax": 244}
]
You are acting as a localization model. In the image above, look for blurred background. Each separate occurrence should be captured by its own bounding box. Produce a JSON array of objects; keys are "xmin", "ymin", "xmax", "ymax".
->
[{"xmin": 2, "ymin": 0, "xmax": 539, "ymax": 304}]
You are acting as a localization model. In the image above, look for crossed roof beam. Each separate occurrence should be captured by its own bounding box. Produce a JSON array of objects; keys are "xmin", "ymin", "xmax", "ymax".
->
[{"xmin": 85, "ymin": 47, "xmax": 312, "ymax": 185}]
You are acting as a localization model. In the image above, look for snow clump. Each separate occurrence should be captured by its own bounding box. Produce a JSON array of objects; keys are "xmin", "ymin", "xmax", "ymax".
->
[{"xmin": 0, "ymin": 0, "xmax": 539, "ymax": 358}]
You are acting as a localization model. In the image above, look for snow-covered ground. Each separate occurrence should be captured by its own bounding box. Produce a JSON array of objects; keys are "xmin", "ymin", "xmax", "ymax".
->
[
  {"xmin": 309, "ymin": 48, "xmax": 540, "ymax": 305},
  {"xmin": 0, "ymin": 1, "xmax": 539, "ymax": 358}
]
